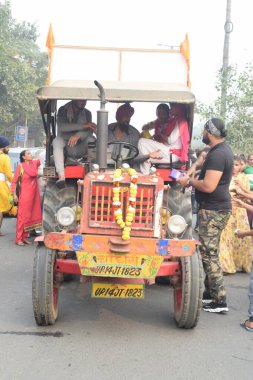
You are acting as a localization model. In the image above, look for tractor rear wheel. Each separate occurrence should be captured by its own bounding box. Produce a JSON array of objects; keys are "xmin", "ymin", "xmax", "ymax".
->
[
  {"xmin": 42, "ymin": 179, "xmax": 77, "ymax": 234},
  {"xmin": 32, "ymin": 245, "xmax": 58, "ymax": 326},
  {"xmin": 173, "ymin": 249, "xmax": 203, "ymax": 328}
]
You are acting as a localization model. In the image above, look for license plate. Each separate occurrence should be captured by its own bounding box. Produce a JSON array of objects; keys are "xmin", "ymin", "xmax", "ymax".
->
[
  {"xmin": 92, "ymin": 283, "xmax": 144, "ymax": 299},
  {"xmin": 76, "ymin": 252, "xmax": 163, "ymax": 279}
]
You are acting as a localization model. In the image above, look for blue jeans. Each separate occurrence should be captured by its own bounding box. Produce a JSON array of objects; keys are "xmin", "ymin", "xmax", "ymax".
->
[{"xmin": 249, "ymin": 265, "xmax": 253, "ymax": 320}]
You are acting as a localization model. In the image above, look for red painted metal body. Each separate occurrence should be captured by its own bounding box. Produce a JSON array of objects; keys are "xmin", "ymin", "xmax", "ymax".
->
[
  {"xmin": 79, "ymin": 171, "xmax": 164, "ymax": 238},
  {"xmin": 43, "ymin": 168, "xmax": 197, "ymax": 283},
  {"xmin": 44, "ymin": 232, "xmax": 197, "ymax": 257},
  {"xmin": 45, "ymin": 233, "xmax": 158, "ymax": 255},
  {"xmin": 55, "ymin": 259, "xmax": 81, "ymax": 274},
  {"xmin": 54, "ymin": 258, "xmax": 181, "ymax": 277},
  {"xmin": 65, "ymin": 165, "xmax": 85, "ymax": 178},
  {"xmin": 156, "ymin": 167, "xmax": 186, "ymax": 182},
  {"xmin": 156, "ymin": 168, "xmax": 173, "ymax": 182}
]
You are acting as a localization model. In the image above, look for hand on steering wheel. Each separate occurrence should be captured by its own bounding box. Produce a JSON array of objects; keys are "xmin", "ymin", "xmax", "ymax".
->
[{"xmin": 108, "ymin": 141, "xmax": 139, "ymax": 167}]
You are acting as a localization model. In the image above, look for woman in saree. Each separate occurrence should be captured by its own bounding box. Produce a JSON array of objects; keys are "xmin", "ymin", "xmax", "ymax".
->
[
  {"xmin": 11, "ymin": 150, "xmax": 42, "ymax": 246},
  {"xmin": 219, "ymin": 155, "xmax": 253, "ymax": 274},
  {"xmin": 138, "ymin": 103, "xmax": 190, "ymax": 174}
]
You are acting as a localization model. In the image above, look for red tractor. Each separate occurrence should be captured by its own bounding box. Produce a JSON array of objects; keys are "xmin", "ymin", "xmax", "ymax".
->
[{"xmin": 32, "ymin": 79, "xmax": 203, "ymax": 328}]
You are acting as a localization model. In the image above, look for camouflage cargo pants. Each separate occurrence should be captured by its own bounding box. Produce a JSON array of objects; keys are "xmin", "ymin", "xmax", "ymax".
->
[{"xmin": 198, "ymin": 209, "xmax": 231, "ymax": 304}]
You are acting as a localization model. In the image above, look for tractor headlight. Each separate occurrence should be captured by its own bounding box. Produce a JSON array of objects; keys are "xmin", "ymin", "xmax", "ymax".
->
[
  {"xmin": 56, "ymin": 207, "xmax": 76, "ymax": 227},
  {"xmin": 167, "ymin": 215, "xmax": 187, "ymax": 236}
]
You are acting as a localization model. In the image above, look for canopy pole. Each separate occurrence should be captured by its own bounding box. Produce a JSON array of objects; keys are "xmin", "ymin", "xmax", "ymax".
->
[{"xmin": 45, "ymin": 23, "xmax": 55, "ymax": 85}]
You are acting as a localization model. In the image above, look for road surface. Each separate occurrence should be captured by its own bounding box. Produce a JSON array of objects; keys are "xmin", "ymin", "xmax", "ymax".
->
[{"xmin": 0, "ymin": 217, "xmax": 252, "ymax": 380}]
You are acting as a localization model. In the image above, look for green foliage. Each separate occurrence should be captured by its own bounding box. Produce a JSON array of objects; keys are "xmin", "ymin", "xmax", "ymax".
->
[
  {"xmin": 0, "ymin": 1, "xmax": 48, "ymax": 142},
  {"xmin": 196, "ymin": 64, "xmax": 253, "ymax": 155}
]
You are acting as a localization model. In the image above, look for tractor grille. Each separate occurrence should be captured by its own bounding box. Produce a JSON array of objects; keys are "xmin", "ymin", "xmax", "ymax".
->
[{"xmin": 89, "ymin": 181, "xmax": 155, "ymax": 229}]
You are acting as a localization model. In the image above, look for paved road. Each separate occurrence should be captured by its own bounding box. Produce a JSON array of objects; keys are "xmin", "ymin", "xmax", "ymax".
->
[{"xmin": 0, "ymin": 218, "xmax": 252, "ymax": 380}]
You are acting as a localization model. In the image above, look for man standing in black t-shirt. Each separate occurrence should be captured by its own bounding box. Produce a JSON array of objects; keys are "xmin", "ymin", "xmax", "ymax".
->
[{"xmin": 178, "ymin": 118, "xmax": 233, "ymax": 313}]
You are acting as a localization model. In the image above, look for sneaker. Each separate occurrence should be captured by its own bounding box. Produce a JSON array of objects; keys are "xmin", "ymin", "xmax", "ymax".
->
[
  {"xmin": 203, "ymin": 302, "xmax": 229, "ymax": 313},
  {"xmin": 202, "ymin": 291, "xmax": 213, "ymax": 304}
]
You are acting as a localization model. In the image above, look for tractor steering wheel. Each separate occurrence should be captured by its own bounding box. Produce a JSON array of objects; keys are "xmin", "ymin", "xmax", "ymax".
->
[{"xmin": 108, "ymin": 141, "xmax": 139, "ymax": 168}]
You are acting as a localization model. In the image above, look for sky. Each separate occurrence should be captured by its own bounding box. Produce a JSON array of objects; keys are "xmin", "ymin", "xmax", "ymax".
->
[{"xmin": 8, "ymin": 0, "xmax": 253, "ymax": 131}]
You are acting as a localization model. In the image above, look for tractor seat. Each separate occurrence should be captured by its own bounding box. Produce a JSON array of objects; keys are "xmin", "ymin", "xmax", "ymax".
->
[
  {"xmin": 65, "ymin": 156, "xmax": 88, "ymax": 166},
  {"xmin": 153, "ymin": 161, "xmax": 186, "ymax": 170}
]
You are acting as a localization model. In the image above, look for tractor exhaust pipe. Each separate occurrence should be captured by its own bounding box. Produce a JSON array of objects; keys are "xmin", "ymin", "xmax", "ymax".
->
[{"xmin": 94, "ymin": 80, "xmax": 108, "ymax": 171}]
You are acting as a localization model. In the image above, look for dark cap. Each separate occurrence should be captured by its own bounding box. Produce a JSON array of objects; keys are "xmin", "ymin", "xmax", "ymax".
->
[{"xmin": 0, "ymin": 136, "xmax": 10, "ymax": 148}]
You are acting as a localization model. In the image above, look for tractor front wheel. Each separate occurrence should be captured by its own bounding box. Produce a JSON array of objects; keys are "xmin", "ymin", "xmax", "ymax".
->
[
  {"xmin": 173, "ymin": 249, "xmax": 203, "ymax": 328},
  {"xmin": 32, "ymin": 245, "xmax": 59, "ymax": 326},
  {"xmin": 42, "ymin": 179, "xmax": 77, "ymax": 234}
]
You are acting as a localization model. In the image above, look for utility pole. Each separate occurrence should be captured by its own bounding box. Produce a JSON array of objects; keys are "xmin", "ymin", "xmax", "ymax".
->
[
  {"xmin": 220, "ymin": 0, "xmax": 233, "ymax": 119},
  {"xmin": 24, "ymin": 117, "xmax": 27, "ymax": 148}
]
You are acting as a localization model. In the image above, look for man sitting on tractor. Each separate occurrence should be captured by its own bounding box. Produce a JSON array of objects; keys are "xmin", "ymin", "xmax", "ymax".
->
[
  {"xmin": 108, "ymin": 103, "xmax": 162, "ymax": 171},
  {"xmin": 138, "ymin": 103, "xmax": 190, "ymax": 174},
  {"xmin": 53, "ymin": 99, "xmax": 96, "ymax": 188}
]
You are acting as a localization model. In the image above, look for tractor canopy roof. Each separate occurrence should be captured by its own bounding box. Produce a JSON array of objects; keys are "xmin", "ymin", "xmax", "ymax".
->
[
  {"xmin": 37, "ymin": 80, "xmax": 195, "ymax": 103},
  {"xmin": 37, "ymin": 79, "xmax": 195, "ymax": 110},
  {"xmin": 36, "ymin": 80, "xmax": 195, "ymax": 140}
]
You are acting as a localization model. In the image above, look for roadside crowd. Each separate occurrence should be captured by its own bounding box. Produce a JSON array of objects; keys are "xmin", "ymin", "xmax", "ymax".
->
[{"xmin": 0, "ymin": 99, "xmax": 252, "ymax": 332}]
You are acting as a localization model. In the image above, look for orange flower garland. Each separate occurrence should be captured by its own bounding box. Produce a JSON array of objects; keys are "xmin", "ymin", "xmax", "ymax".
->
[{"xmin": 113, "ymin": 167, "xmax": 138, "ymax": 240}]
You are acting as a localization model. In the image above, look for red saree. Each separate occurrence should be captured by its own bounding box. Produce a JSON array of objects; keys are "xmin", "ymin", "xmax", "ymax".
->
[{"xmin": 11, "ymin": 159, "xmax": 42, "ymax": 242}]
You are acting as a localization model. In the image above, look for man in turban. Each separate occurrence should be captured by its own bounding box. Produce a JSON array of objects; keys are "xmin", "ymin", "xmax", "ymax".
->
[
  {"xmin": 108, "ymin": 103, "xmax": 137, "ymax": 141},
  {"xmin": 0, "ymin": 136, "xmax": 17, "ymax": 236},
  {"xmin": 108, "ymin": 103, "xmax": 162, "ymax": 170}
]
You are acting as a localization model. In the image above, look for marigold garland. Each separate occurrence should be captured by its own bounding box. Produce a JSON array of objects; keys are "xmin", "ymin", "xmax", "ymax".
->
[{"xmin": 113, "ymin": 167, "xmax": 138, "ymax": 240}]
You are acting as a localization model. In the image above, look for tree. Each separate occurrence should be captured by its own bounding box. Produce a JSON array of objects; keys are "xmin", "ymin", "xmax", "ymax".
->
[
  {"xmin": 196, "ymin": 64, "xmax": 253, "ymax": 154},
  {"xmin": 0, "ymin": 1, "xmax": 48, "ymax": 144}
]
